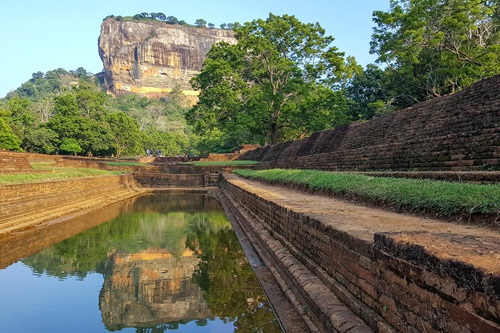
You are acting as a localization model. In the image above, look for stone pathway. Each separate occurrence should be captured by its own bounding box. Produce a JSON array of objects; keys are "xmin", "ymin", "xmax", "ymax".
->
[{"xmin": 226, "ymin": 174, "xmax": 500, "ymax": 279}]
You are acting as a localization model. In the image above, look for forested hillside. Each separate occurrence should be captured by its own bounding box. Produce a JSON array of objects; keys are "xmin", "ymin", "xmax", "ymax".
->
[{"xmin": 0, "ymin": 69, "xmax": 194, "ymax": 156}]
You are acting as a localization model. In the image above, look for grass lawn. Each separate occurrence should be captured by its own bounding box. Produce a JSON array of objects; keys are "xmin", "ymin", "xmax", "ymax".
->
[
  {"xmin": 0, "ymin": 162, "xmax": 122, "ymax": 185},
  {"xmin": 233, "ymin": 169, "xmax": 500, "ymax": 217}
]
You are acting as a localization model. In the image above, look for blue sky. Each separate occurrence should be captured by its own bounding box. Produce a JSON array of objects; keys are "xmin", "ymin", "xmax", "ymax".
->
[{"xmin": 0, "ymin": 0, "xmax": 389, "ymax": 97}]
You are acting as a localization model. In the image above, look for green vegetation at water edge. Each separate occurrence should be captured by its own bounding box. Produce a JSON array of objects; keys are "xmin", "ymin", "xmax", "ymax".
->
[
  {"xmin": 184, "ymin": 160, "xmax": 260, "ymax": 166},
  {"xmin": 233, "ymin": 169, "xmax": 500, "ymax": 217},
  {"xmin": 0, "ymin": 166, "xmax": 122, "ymax": 185}
]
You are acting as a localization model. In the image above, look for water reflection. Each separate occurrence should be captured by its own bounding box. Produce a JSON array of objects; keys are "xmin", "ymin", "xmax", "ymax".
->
[{"xmin": 0, "ymin": 194, "xmax": 282, "ymax": 333}]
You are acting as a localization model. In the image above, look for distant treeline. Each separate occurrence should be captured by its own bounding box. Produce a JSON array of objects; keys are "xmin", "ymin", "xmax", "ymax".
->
[{"xmin": 103, "ymin": 13, "xmax": 235, "ymax": 30}]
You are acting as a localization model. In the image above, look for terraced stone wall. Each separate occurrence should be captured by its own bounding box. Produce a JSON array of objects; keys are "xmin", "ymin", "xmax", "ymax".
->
[
  {"xmin": 243, "ymin": 74, "xmax": 500, "ymax": 172},
  {"xmin": 0, "ymin": 151, "xmax": 34, "ymax": 173},
  {"xmin": 132, "ymin": 173, "xmax": 220, "ymax": 187},
  {"xmin": 0, "ymin": 174, "xmax": 141, "ymax": 234},
  {"xmin": 222, "ymin": 178, "xmax": 499, "ymax": 333}
]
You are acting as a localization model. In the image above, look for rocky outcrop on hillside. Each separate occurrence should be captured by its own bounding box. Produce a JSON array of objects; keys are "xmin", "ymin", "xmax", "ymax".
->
[{"xmin": 98, "ymin": 18, "xmax": 236, "ymax": 98}]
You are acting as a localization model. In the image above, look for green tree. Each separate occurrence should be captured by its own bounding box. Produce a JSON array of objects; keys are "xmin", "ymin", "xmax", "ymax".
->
[
  {"xmin": 166, "ymin": 16, "xmax": 178, "ymax": 24},
  {"xmin": 346, "ymin": 64, "xmax": 395, "ymax": 120},
  {"xmin": 4, "ymin": 96, "xmax": 36, "ymax": 142},
  {"xmin": 371, "ymin": 0, "xmax": 500, "ymax": 108},
  {"xmin": 189, "ymin": 14, "xmax": 351, "ymax": 148},
  {"xmin": 156, "ymin": 12, "xmax": 166, "ymax": 21},
  {"xmin": 0, "ymin": 118, "xmax": 21, "ymax": 151},
  {"xmin": 23, "ymin": 127, "xmax": 59, "ymax": 154},
  {"xmin": 106, "ymin": 112, "xmax": 141, "ymax": 157},
  {"xmin": 194, "ymin": 19, "xmax": 207, "ymax": 28},
  {"xmin": 59, "ymin": 138, "xmax": 82, "ymax": 155}
]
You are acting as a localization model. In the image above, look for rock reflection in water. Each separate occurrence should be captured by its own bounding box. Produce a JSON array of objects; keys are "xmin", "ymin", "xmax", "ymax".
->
[
  {"xmin": 15, "ymin": 193, "xmax": 282, "ymax": 332},
  {"xmin": 100, "ymin": 248, "xmax": 210, "ymax": 330}
]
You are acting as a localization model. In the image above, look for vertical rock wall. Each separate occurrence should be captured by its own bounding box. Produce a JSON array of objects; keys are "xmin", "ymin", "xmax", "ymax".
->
[{"xmin": 98, "ymin": 18, "xmax": 236, "ymax": 98}]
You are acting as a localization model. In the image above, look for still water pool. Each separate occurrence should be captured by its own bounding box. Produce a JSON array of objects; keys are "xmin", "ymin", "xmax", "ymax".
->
[{"xmin": 0, "ymin": 193, "xmax": 283, "ymax": 333}]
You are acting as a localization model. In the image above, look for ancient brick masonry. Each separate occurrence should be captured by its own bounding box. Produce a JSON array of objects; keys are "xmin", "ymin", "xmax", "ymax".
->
[
  {"xmin": 0, "ymin": 174, "xmax": 142, "ymax": 234},
  {"xmin": 0, "ymin": 151, "xmax": 34, "ymax": 173},
  {"xmin": 243, "ymin": 74, "xmax": 500, "ymax": 172},
  {"xmin": 220, "ymin": 174, "xmax": 500, "ymax": 333}
]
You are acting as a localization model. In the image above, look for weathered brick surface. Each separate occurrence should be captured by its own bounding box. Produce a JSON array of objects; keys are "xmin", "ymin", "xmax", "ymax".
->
[
  {"xmin": 221, "ymin": 175, "xmax": 500, "ymax": 333},
  {"xmin": 0, "ymin": 151, "xmax": 34, "ymax": 173},
  {"xmin": 243, "ymin": 74, "xmax": 500, "ymax": 173},
  {"xmin": 0, "ymin": 174, "xmax": 142, "ymax": 234},
  {"xmin": 132, "ymin": 172, "xmax": 220, "ymax": 187}
]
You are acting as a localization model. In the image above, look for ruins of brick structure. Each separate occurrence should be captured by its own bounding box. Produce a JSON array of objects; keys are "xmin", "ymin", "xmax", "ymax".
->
[
  {"xmin": 243, "ymin": 74, "xmax": 500, "ymax": 173},
  {"xmin": 1, "ymin": 73, "xmax": 499, "ymax": 332}
]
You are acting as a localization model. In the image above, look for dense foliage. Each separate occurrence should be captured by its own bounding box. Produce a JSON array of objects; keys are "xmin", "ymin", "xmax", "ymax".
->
[
  {"xmin": 188, "ymin": 14, "xmax": 358, "ymax": 149},
  {"xmin": 0, "ymin": 71, "xmax": 195, "ymax": 156},
  {"xmin": 369, "ymin": 0, "xmax": 500, "ymax": 109}
]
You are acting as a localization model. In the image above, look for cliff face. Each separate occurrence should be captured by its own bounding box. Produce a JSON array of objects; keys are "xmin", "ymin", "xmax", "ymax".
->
[{"xmin": 98, "ymin": 18, "xmax": 236, "ymax": 98}]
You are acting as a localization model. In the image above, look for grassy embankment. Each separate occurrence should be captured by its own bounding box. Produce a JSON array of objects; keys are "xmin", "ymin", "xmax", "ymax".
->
[
  {"xmin": 233, "ymin": 169, "xmax": 500, "ymax": 219},
  {"xmin": 0, "ymin": 162, "xmax": 122, "ymax": 186}
]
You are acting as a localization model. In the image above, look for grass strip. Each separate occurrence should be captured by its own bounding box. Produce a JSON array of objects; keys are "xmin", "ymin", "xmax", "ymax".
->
[
  {"xmin": 183, "ymin": 160, "xmax": 260, "ymax": 166},
  {"xmin": 233, "ymin": 169, "xmax": 500, "ymax": 217},
  {"xmin": 0, "ymin": 166, "xmax": 122, "ymax": 185}
]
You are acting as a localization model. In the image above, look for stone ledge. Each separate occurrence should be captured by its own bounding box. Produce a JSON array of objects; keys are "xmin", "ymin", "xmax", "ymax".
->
[{"xmin": 220, "ymin": 174, "xmax": 500, "ymax": 333}]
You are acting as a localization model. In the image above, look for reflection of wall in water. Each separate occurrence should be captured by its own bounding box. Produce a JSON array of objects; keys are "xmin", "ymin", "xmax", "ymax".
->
[
  {"xmin": 99, "ymin": 245, "xmax": 210, "ymax": 330},
  {"xmin": 132, "ymin": 193, "xmax": 223, "ymax": 214}
]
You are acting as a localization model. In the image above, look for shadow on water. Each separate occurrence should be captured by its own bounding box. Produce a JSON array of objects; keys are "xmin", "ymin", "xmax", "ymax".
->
[{"xmin": 0, "ymin": 193, "xmax": 283, "ymax": 333}]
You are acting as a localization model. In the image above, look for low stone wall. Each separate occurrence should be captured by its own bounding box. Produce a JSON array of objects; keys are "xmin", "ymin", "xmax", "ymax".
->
[
  {"xmin": 0, "ymin": 151, "xmax": 34, "ymax": 173},
  {"xmin": 220, "ymin": 174, "xmax": 499, "ymax": 333},
  {"xmin": 0, "ymin": 174, "xmax": 142, "ymax": 234},
  {"xmin": 133, "ymin": 172, "xmax": 220, "ymax": 188},
  {"xmin": 243, "ymin": 74, "xmax": 500, "ymax": 172}
]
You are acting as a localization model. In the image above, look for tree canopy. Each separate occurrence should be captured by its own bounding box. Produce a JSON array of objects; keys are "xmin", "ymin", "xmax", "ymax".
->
[
  {"xmin": 188, "ymin": 14, "xmax": 357, "ymax": 150},
  {"xmin": 0, "ymin": 70, "xmax": 196, "ymax": 156},
  {"xmin": 370, "ymin": 0, "xmax": 500, "ymax": 108}
]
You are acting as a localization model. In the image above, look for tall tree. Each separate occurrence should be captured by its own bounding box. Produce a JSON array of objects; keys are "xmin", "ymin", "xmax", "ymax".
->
[
  {"xmin": 346, "ymin": 64, "xmax": 395, "ymax": 120},
  {"xmin": 371, "ymin": 0, "xmax": 500, "ymax": 108},
  {"xmin": 189, "ymin": 14, "xmax": 352, "ymax": 148},
  {"xmin": 106, "ymin": 112, "xmax": 141, "ymax": 157},
  {"xmin": 0, "ymin": 118, "xmax": 21, "ymax": 151}
]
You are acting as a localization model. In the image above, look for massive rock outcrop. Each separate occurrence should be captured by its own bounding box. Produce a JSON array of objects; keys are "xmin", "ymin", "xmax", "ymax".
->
[{"xmin": 98, "ymin": 18, "xmax": 236, "ymax": 98}]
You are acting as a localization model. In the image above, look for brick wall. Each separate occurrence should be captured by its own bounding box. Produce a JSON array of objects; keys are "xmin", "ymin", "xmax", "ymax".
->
[
  {"xmin": 0, "ymin": 174, "xmax": 141, "ymax": 234},
  {"xmin": 222, "ymin": 176, "xmax": 500, "ymax": 333},
  {"xmin": 133, "ymin": 172, "xmax": 220, "ymax": 187},
  {"xmin": 0, "ymin": 151, "xmax": 34, "ymax": 173},
  {"xmin": 243, "ymin": 74, "xmax": 500, "ymax": 172}
]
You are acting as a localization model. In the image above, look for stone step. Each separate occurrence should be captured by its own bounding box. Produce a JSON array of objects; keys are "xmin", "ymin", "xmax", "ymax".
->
[{"xmin": 0, "ymin": 188, "xmax": 141, "ymax": 234}]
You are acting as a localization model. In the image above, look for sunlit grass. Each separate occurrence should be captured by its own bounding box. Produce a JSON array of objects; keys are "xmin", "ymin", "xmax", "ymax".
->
[
  {"xmin": 0, "ymin": 163, "xmax": 122, "ymax": 185},
  {"xmin": 233, "ymin": 169, "xmax": 500, "ymax": 217}
]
